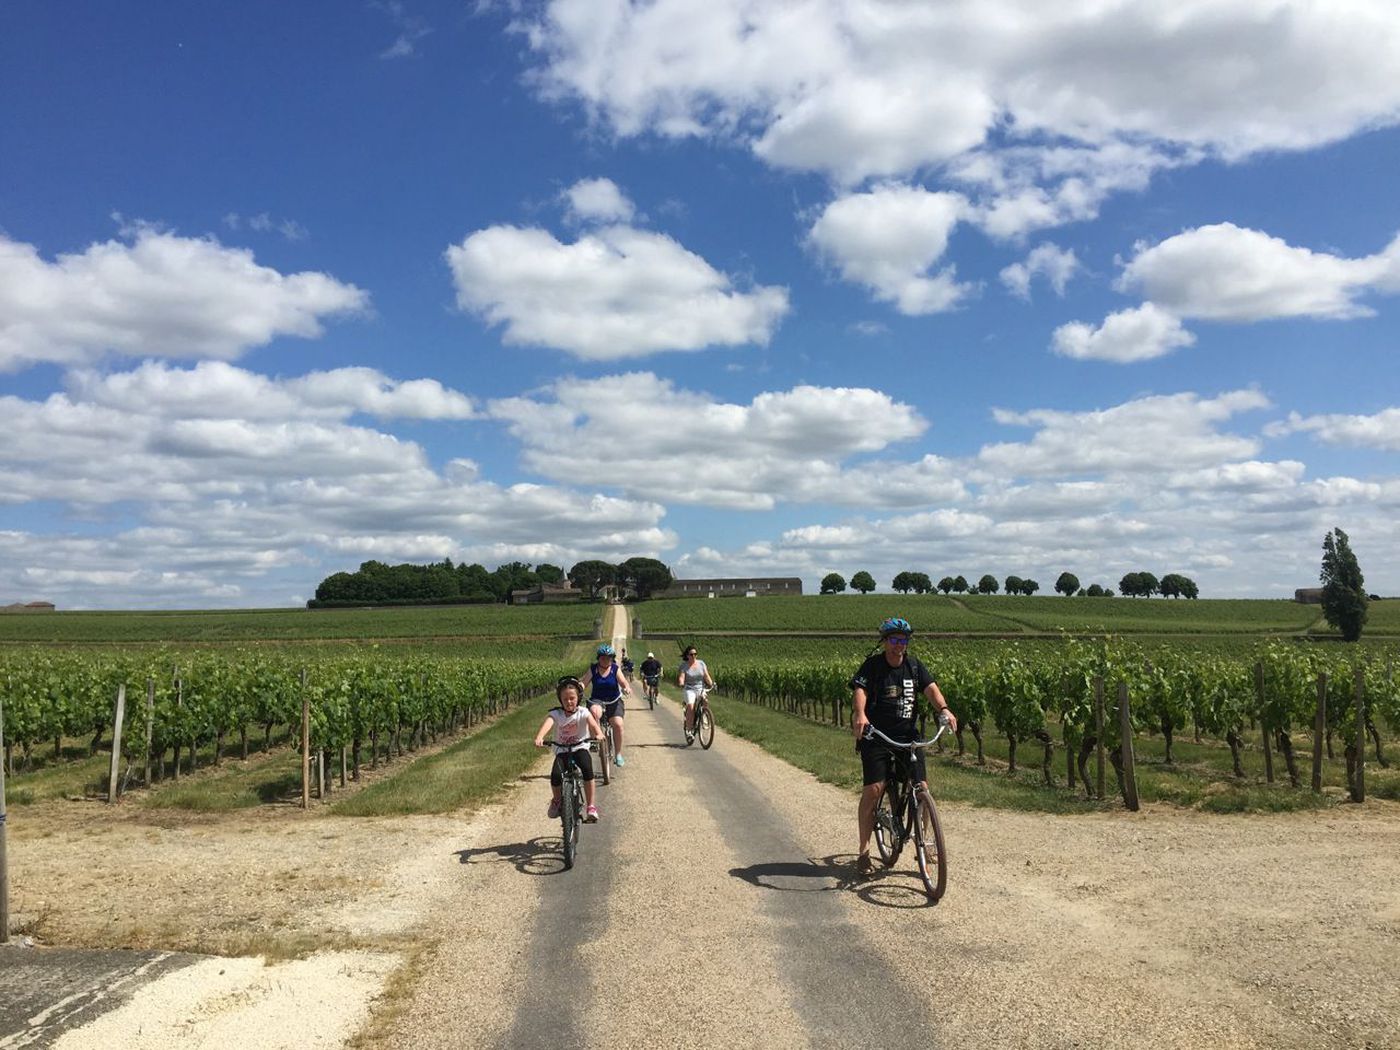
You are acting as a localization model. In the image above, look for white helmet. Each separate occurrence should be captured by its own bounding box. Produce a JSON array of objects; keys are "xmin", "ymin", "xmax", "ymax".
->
[{"xmin": 646, "ymin": 651, "xmax": 654, "ymax": 658}]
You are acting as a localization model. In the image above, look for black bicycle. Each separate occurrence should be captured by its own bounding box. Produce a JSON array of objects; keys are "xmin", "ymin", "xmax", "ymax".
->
[
  {"xmin": 550, "ymin": 739, "xmax": 598, "ymax": 870},
  {"xmin": 687, "ymin": 685, "xmax": 715, "ymax": 749},
  {"xmin": 592, "ymin": 697, "xmax": 621, "ymax": 784},
  {"xmin": 864, "ymin": 720, "xmax": 949, "ymax": 903},
  {"xmin": 643, "ymin": 675, "xmax": 660, "ymax": 710}
]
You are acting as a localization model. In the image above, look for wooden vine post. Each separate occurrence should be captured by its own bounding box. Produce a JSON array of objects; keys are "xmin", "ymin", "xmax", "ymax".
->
[
  {"xmin": 107, "ymin": 683, "xmax": 127, "ymax": 803},
  {"xmin": 1255, "ymin": 662, "xmax": 1273, "ymax": 784},
  {"xmin": 1094, "ymin": 677, "xmax": 1105, "ymax": 800},
  {"xmin": 143, "ymin": 678, "xmax": 155, "ymax": 787},
  {"xmin": 300, "ymin": 667, "xmax": 310, "ymax": 810},
  {"xmin": 1352, "ymin": 665, "xmax": 1366, "ymax": 803},
  {"xmin": 1118, "ymin": 681, "xmax": 1139, "ymax": 811},
  {"xmin": 1, "ymin": 693, "xmax": 9, "ymax": 944},
  {"xmin": 1312, "ymin": 673, "xmax": 1327, "ymax": 794}
]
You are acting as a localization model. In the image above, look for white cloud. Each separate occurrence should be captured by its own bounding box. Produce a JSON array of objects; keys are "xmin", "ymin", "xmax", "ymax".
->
[
  {"xmin": 1000, "ymin": 243, "xmax": 1079, "ymax": 299},
  {"xmin": 564, "ymin": 177, "xmax": 636, "ymax": 223},
  {"xmin": 807, "ymin": 185, "xmax": 972, "ymax": 314},
  {"xmin": 979, "ymin": 389, "xmax": 1270, "ymax": 477},
  {"xmin": 1268, "ymin": 408, "xmax": 1400, "ymax": 451},
  {"xmin": 445, "ymin": 224, "xmax": 789, "ymax": 358},
  {"xmin": 1051, "ymin": 302, "xmax": 1195, "ymax": 362},
  {"xmin": 67, "ymin": 361, "xmax": 477, "ymax": 421},
  {"xmin": 1118, "ymin": 223, "xmax": 1400, "ymax": 321},
  {"xmin": 0, "ymin": 229, "xmax": 368, "ymax": 372},
  {"xmin": 522, "ymin": 0, "xmax": 1400, "ymax": 185},
  {"xmin": 489, "ymin": 372, "xmax": 944, "ymax": 509}
]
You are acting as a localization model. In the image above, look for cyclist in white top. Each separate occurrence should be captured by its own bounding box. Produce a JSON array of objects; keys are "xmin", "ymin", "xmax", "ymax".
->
[
  {"xmin": 676, "ymin": 645, "xmax": 714, "ymax": 745},
  {"xmin": 534, "ymin": 677, "xmax": 604, "ymax": 822}
]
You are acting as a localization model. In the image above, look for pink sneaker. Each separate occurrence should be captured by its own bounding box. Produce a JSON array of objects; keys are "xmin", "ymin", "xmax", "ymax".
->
[
  {"xmin": 584, "ymin": 805, "xmax": 600, "ymax": 823},
  {"xmin": 547, "ymin": 798, "xmax": 561, "ymax": 819}
]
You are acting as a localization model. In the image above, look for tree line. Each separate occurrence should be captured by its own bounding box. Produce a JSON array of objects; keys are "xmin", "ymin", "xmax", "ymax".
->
[
  {"xmin": 309, "ymin": 557, "xmax": 674, "ymax": 607},
  {"xmin": 817, "ymin": 569, "xmax": 1201, "ymax": 597}
]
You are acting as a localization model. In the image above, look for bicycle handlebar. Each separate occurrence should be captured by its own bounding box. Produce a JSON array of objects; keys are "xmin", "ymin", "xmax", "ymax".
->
[{"xmin": 861, "ymin": 721, "xmax": 949, "ymax": 750}]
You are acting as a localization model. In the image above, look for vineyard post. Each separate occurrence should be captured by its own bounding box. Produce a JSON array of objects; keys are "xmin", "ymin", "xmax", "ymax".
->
[
  {"xmin": 143, "ymin": 678, "xmax": 154, "ymax": 787},
  {"xmin": 1255, "ymin": 662, "xmax": 1273, "ymax": 784},
  {"xmin": 107, "ymin": 683, "xmax": 127, "ymax": 803},
  {"xmin": 1094, "ymin": 677, "xmax": 1105, "ymax": 800},
  {"xmin": 1117, "ymin": 681, "xmax": 1139, "ymax": 811},
  {"xmin": 1352, "ymin": 665, "xmax": 1366, "ymax": 803},
  {"xmin": 1, "ymin": 693, "xmax": 9, "ymax": 943},
  {"xmin": 300, "ymin": 668, "xmax": 310, "ymax": 810},
  {"xmin": 1312, "ymin": 673, "xmax": 1327, "ymax": 794}
]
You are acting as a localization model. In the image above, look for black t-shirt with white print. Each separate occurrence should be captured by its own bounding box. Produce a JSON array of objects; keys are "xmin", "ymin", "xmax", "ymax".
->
[{"xmin": 849, "ymin": 652, "xmax": 934, "ymax": 739}]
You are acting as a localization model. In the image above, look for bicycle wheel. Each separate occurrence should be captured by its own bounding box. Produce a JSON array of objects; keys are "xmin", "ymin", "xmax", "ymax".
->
[
  {"xmin": 697, "ymin": 702, "xmax": 715, "ymax": 749},
  {"xmin": 599, "ymin": 725, "xmax": 613, "ymax": 784},
  {"xmin": 872, "ymin": 782, "xmax": 904, "ymax": 866},
  {"xmin": 560, "ymin": 777, "xmax": 578, "ymax": 870},
  {"xmin": 912, "ymin": 786, "xmax": 947, "ymax": 903}
]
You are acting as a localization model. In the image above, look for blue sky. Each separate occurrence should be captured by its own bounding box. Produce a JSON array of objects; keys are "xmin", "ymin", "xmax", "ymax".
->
[{"xmin": 3, "ymin": 0, "xmax": 1400, "ymax": 608}]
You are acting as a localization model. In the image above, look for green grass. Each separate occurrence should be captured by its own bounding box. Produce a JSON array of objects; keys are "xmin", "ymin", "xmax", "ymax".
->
[
  {"xmin": 331, "ymin": 698, "xmax": 548, "ymax": 816},
  {"xmin": 0, "ymin": 603, "xmax": 602, "ymax": 644},
  {"xmin": 958, "ymin": 595, "xmax": 1321, "ymax": 634},
  {"xmin": 1308, "ymin": 598, "xmax": 1400, "ymax": 637},
  {"xmin": 636, "ymin": 594, "xmax": 1015, "ymax": 634},
  {"xmin": 142, "ymin": 748, "xmax": 305, "ymax": 811}
]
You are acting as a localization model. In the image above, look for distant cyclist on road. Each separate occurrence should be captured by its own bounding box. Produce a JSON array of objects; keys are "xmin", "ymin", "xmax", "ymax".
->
[
  {"xmin": 534, "ymin": 676, "xmax": 604, "ymax": 822},
  {"xmin": 621, "ymin": 649, "xmax": 635, "ymax": 677},
  {"xmin": 850, "ymin": 617, "xmax": 956, "ymax": 876},
  {"xmin": 584, "ymin": 643, "xmax": 631, "ymax": 767},
  {"xmin": 639, "ymin": 651, "xmax": 662, "ymax": 703},
  {"xmin": 676, "ymin": 645, "xmax": 714, "ymax": 746}
]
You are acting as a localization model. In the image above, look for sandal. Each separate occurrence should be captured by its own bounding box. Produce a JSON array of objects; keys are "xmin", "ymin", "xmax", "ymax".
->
[{"xmin": 856, "ymin": 852, "xmax": 874, "ymax": 877}]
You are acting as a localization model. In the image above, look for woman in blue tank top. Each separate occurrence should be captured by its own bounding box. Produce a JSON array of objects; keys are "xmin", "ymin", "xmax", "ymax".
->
[{"xmin": 584, "ymin": 643, "xmax": 632, "ymax": 768}]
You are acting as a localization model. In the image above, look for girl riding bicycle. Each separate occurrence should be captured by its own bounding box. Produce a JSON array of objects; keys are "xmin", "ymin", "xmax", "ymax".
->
[
  {"xmin": 534, "ymin": 677, "xmax": 604, "ymax": 822},
  {"xmin": 850, "ymin": 618, "xmax": 956, "ymax": 876},
  {"xmin": 583, "ymin": 643, "xmax": 631, "ymax": 767}
]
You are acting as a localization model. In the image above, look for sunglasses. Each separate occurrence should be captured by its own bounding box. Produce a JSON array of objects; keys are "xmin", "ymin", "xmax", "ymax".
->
[{"xmin": 886, "ymin": 637, "xmax": 910, "ymax": 647}]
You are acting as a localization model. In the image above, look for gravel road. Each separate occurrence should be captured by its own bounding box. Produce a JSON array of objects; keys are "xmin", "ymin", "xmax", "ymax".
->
[{"xmin": 370, "ymin": 680, "xmax": 1400, "ymax": 1049}]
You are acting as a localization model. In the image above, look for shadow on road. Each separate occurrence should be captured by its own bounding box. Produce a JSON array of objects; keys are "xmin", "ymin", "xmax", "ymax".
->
[
  {"xmin": 729, "ymin": 855, "xmax": 938, "ymax": 910},
  {"xmin": 632, "ymin": 742, "xmax": 688, "ymax": 750},
  {"xmin": 456, "ymin": 837, "xmax": 567, "ymax": 877}
]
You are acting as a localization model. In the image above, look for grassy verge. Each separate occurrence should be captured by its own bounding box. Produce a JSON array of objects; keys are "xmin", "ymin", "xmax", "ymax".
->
[
  {"xmin": 143, "ymin": 748, "xmax": 304, "ymax": 811},
  {"xmin": 332, "ymin": 699, "xmax": 546, "ymax": 816}
]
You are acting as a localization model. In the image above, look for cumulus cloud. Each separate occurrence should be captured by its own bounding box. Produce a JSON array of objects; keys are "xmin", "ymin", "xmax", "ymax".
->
[
  {"xmin": 1268, "ymin": 408, "xmax": 1400, "ymax": 451},
  {"xmin": 807, "ymin": 185, "xmax": 972, "ymax": 314},
  {"xmin": 1051, "ymin": 302, "xmax": 1196, "ymax": 362},
  {"xmin": 489, "ymin": 372, "xmax": 949, "ymax": 508},
  {"xmin": 1000, "ymin": 243, "xmax": 1079, "ymax": 299},
  {"xmin": 0, "ymin": 363, "xmax": 672, "ymax": 607},
  {"xmin": 521, "ymin": 0, "xmax": 1400, "ymax": 185},
  {"xmin": 446, "ymin": 224, "xmax": 789, "ymax": 358},
  {"xmin": 978, "ymin": 389, "xmax": 1270, "ymax": 477},
  {"xmin": 1117, "ymin": 223, "xmax": 1400, "ymax": 321},
  {"xmin": 0, "ymin": 228, "xmax": 368, "ymax": 372},
  {"xmin": 564, "ymin": 177, "xmax": 636, "ymax": 223}
]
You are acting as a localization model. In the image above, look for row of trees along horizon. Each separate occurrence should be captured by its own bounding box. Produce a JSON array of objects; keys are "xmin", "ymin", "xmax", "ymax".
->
[
  {"xmin": 822, "ymin": 570, "xmax": 1200, "ymax": 598},
  {"xmin": 309, "ymin": 557, "xmax": 676, "ymax": 607}
]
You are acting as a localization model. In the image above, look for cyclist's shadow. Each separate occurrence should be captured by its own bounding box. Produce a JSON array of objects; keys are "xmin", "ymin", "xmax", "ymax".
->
[
  {"xmin": 456, "ymin": 837, "xmax": 567, "ymax": 877},
  {"xmin": 729, "ymin": 854, "xmax": 938, "ymax": 910}
]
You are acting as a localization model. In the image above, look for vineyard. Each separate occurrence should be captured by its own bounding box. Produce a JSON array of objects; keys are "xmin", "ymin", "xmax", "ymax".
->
[
  {"xmin": 715, "ymin": 637, "xmax": 1400, "ymax": 810},
  {"xmin": 0, "ymin": 647, "xmax": 572, "ymax": 802}
]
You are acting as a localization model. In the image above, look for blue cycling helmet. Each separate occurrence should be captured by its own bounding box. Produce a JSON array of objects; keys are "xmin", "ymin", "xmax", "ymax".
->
[
  {"xmin": 878, "ymin": 617, "xmax": 913, "ymax": 638},
  {"xmin": 596, "ymin": 643, "xmax": 615, "ymax": 657}
]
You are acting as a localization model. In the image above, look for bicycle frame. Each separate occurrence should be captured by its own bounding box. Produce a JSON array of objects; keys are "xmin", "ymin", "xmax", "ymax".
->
[{"xmin": 863, "ymin": 721, "xmax": 950, "ymax": 902}]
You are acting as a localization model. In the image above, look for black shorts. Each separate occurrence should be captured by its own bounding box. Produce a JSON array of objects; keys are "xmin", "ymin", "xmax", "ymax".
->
[
  {"xmin": 591, "ymin": 697, "xmax": 624, "ymax": 719},
  {"xmin": 551, "ymin": 749, "xmax": 594, "ymax": 785},
  {"xmin": 859, "ymin": 738, "xmax": 925, "ymax": 788},
  {"xmin": 643, "ymin": 676, "xmax": 660, "ymax": 688}
]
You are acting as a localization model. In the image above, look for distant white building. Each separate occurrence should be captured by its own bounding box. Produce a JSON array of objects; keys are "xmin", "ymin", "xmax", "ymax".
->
[{"xmin": 658, "ymin": 577, "xmax": 803, "ymax": 599}]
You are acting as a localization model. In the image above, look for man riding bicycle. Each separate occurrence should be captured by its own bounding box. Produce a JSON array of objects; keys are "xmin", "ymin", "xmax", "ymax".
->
[
  {"xmin": 639, "ymin": 651, "xmax": 662, "ymax": 702},
  {"xmin": 850, "ymin": 617, "xmax": 956, "ymax": 876},
  {"xmin": 584, "ymin": 643, "xmax": 632, "ymax": 767}
]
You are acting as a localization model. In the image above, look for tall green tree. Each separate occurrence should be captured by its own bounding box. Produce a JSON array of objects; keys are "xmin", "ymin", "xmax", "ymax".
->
[
  {"xmin": 618, "ymin": 557, "xmax": 673, "ymax": 598},
  {"xmin": 1021, "ymin": 578, "xmax": 1040, "ymax": 595},
  {"xmin": 850, "ymin": 570, "xmax": 876, "ymax": 594},
  {"xmin": 892, "ymin": 571, "xmax": 916, "ymax": 594},
  {"xmin": 910, "ymin": 572, "xmax": 933, "ymax": 594},
  {"xmin": 951, "ymin": 575, "xmax": 968, "ymax": 594},
  {"xmin": 1055, "ymin": 572, "xmax": 1079, "ymax": 596},
  {"xmin": 937, "ymin": 576, "xmax": 954, "ymax": 594},
  {"xmin": 535, "ymin": 563, "xmax": 566, "ymax": 585},
  {"xmin": 1321, "ymin": 527, "xmax": 1367, "ymax": 641},
  {"xmin": 820, "ymin": 572, "xmax": 847, "ymax": 594},
  {"xmin": 1004, "ymin": 575, "xmax": 1023, "ymax": 595},
  {"xmin": 568, "ymin": 560, "xmax": 616, "ymax": 599},
  {"xmin": 977, "ymin": 574, "xmax": 999, "ymax": 594}
]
